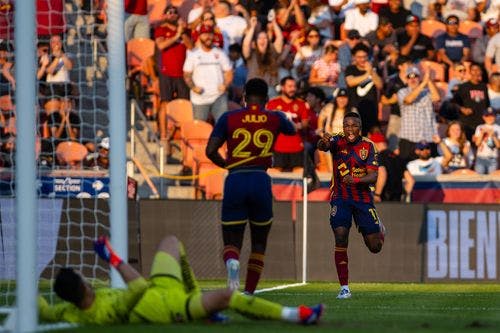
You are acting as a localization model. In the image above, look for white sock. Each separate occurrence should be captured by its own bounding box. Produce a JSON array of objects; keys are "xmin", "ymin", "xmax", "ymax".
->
[
  {"xmin": 341, "ymin": 285, "xmax": 350, "ymax": 291},
  {"xmin": 281, "ymin": 306, "xmax": 299, "ymax": 322},
  {"xmin": 226, "ymin": 258, "xmax": 239, "ymax": 269}
]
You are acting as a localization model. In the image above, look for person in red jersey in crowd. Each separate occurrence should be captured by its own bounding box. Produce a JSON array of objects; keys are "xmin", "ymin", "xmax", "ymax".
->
[
  {"xmin": 154, "ymin": 5, "xmax": 193, "ymax": 141},
  {"xmin": 317, "ymin": 111, "xmax": 385, "ymax": 300}
]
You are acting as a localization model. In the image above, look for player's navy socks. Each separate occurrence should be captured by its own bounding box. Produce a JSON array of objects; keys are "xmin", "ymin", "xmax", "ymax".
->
[
  {"xmin": 245, "ymin": 252, "xmax": 264, "ymax": 294},
  {"xmin": 334, "ymin": 246, "xmax": 348, "ymax": 286}
]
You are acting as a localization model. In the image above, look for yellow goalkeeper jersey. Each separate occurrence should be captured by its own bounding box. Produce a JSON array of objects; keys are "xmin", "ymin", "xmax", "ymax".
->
[{"xmin": 38, "ymin": 277, "xmax": 148, "ymax": 325}]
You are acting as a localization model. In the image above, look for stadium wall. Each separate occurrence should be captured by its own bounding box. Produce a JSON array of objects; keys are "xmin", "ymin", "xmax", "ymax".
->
[
  {"xmin": 138, "ymin": 201, "xmax": 500, "ymax": 283},
  {"xmin": 10, "ymin": 200, "xmax": 497, "ymax": 283}
]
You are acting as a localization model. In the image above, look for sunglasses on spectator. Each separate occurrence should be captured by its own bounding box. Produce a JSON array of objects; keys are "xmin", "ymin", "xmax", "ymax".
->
[
  {"xmin": 203, "ymin": 16, "xmax": 215, "ymax": 20},
  {"xmin": 407, "ymin": 73, "xmax": 420, "ymax": 79}
]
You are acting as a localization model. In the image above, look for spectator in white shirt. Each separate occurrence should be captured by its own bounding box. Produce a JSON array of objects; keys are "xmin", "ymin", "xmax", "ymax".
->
[
  {"xmin": 214, "ymin": 0, "xmax": 248, "ymax": 53},
  {"xmin": 343, "ymin": 0, "xmax": 378, "ymax": 37},
  {"xmin": 407, "ymin": 140, "xmax": 444, "ymax": 176},
  {"xmin": 183, "ymin": 24, "xmax": 233, "ymax": 122},
  {"xmin": 473, "ymin": 108, "xmax": 500, "ymax": 174}
]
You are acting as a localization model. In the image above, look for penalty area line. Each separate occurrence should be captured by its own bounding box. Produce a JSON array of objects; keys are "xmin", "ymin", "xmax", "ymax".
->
[{"xmin": 254, "ymin": 282, "xmax": 308, "ymax": 294}]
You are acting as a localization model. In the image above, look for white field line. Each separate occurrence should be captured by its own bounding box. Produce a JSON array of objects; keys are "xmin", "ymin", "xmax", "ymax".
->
[{"xmin": 254, "ymin": 282, "xmax": 308, "ymax": 294}]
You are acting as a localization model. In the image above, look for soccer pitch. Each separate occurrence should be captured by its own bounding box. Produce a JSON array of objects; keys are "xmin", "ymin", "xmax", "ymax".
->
[{"xmin": 41, "ymin": 281, "xmax": 500, "ymax": 333}]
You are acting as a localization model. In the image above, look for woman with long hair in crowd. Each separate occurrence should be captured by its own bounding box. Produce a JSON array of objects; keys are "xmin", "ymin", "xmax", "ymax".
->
[
  {"xmin": 242, "ymin": 15, "xmax": 284, "ymax": 97},
  {"xmin": 437, "ymin": 120, "xmax": 475, "ymax": 173}
]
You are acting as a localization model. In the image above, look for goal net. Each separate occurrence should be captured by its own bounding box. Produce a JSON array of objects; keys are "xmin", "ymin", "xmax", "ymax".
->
[{"xmin": 0, "ymin": 0, "xmax": 114, "ymax": 321}]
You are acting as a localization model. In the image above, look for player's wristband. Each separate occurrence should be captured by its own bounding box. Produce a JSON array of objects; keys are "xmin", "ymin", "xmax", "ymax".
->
[{"xmin": 353, "ymin": 177, "xmax": 361, "ymax": 184}]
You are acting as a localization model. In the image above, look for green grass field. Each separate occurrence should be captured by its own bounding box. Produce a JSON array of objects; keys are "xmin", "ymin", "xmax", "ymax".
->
[{"xmin": 33, "ymin": 281, "xmax": 500, "ymax": 333}]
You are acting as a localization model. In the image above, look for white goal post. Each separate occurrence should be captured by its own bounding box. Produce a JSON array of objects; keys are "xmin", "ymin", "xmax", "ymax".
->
[{"xmin": 1, "ymin": 1, "xmax": 128, "ymax": 332}]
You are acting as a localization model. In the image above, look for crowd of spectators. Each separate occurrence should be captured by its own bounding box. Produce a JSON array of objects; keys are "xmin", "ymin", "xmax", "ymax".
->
[
  {"xmin": 125, "ymin": 0, "xmax": 499, "ymax": 200},
  {"xmin": 0, "ymin": 0, "xmax": 109, "ymax": 170},
  {"xmin": 1, "ymin": 0, "xmax": 499, "ymax": 197}
]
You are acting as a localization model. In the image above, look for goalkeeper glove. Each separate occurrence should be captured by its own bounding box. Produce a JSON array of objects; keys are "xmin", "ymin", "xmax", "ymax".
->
[{"xmin": 94, "ymin": 236, "xmax": 123, "ymax": 268}]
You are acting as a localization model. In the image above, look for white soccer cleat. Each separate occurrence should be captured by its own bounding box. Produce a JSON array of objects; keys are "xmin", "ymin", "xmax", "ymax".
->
[
  {"xmin": 336, "ymin": 288, "xmax": 352, "ymax": 299},
  {"xmin": 226, "ymin": 259, "xmax": 240, "ymax": 291}
]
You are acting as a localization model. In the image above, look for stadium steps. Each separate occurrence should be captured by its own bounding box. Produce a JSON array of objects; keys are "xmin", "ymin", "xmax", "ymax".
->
[{"xmin": 127, "ymin": 119, "xmax": 197, "ymax": 199}]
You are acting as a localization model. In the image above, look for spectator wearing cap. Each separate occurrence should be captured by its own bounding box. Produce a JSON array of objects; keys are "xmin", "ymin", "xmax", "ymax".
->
[
  {"xmin": 363, "ymin": 16, "xmax": 397, "ymax": 67},
  {"xmin": 183, "ymin": 23, "xmax": 233, "ymax": 123},
  {"xmin": 370, "ymin": 132, "xmax": 415, "ymax": 202},
  {"xmin": 471, "ymin": 18, "xmax": 498, "ymax": 65},
  {"xmin": 381, "ymin": 55, "xmax": 412, "ymax": 151},
  {"xmin": 124, "ymin": 0, "xmax": 149, "ymax": 41},
  {"xmin": 435, "ymin": 15, "xmax": 470, "ymax": 70},
  {"xmin": 345, "ymin": 43, "xmax": 383, "ymax": 136},
  {"xmin": 406, "ymin": 140, "xmax": 444, "ymax": 176},
  {"xmin": 84, "ymin": 137, "xmax": 110, "ymax": 169},
  {"xmin": 308, "ymin": 44, "xmax": 341, "ymax": 97},
  {"xmin": 191, "ymin": 10, "xmax": 224, "ymax": 49},
  {"xmin": 473, "ymin": 108, "xmax": 500, "ymax": 174},
  {"xmin": 396, "ymin": 14, "xmax": 435, "ymax": 62},
  {"xmin": 318, "ymin": 87, "xmax": 358, "ymax": 136},
  {"xmin": 379, "ymin": 0, "xmax": 411, "ymax": 30},
  {"xmin": 344, "ymin": 0, "xmax": 379, "ymax": 37},
  {"xmin": 397, "ymin": 65, "xmax": 440, "ymax": 164},
  {"xmin": 154, "ymin": 5, "xmax": 193, "ymax": 141},
  {"xmin": 436, "ymin": 120, "xmax": 474, "ymax": 173},
  {"xmin": 451, "ymin": 62, "xmax": 490, "ymax": 140},
  {"xmin": 338, "ymin": 29, "xmax": 363, "ymax": 88}
]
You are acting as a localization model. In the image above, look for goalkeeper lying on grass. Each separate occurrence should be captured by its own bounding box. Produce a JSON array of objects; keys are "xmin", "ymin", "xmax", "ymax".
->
[{"xmin": 38, "ymin": 235, "xmax": 323, "ymax": 325}]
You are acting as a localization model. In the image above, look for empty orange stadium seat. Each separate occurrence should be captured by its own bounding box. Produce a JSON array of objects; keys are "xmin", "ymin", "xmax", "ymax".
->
[
  {"xmin": 458, "ymin": 20, "xmax": 483, "ymax": 39},
  {"xmin": 166, "ymin": 99, "xmax": 194, "ymax": 140},
  {"xmin": 421, "ymin": 19, "xmax": 446, "ymax": 38},
  {"xmin": 420, "ymin": 60, "xmax": 446, "ymax": 82},
  {"xmin": 148, "ymin": 0, "xmax": 167, "ymax": 24},
  {"xmin": 180, "ymin": 120, "xmax": 213, "ymax": 178},
  {"xmin": 56, "ymin": 141, "xmax": 88, "ymax": 168},
  {"xmin": 126, "ymin": 38, "xmax": 155, "ymax": 69},
  {"xmin": 434, "ymin": 81, "xmax": 449, "ymax": 100}
]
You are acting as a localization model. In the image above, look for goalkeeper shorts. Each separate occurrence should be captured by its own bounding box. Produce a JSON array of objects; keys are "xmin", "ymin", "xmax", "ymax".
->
[{"xmin": 129, "ymin": 252, "xmax": 205, "ymax": 323}]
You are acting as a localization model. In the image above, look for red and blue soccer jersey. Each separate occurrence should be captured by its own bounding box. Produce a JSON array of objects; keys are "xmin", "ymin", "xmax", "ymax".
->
[
  {"xmin": 210, "ymin": 104, "xmax": 296, "ymax": 169},
  {"xmin": 210, "ymin": 103, "xmax": 295, "ymax": 223},
  {"xmin": 266, "ymin": 97, "xmax": 309, "ymax": 153},
  {"xmin": 328, "ymin": 135, "xmax": 379, "ymax": 203}
]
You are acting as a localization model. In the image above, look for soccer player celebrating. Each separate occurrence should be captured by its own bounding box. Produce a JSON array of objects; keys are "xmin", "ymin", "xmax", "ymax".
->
[
  {"xmin": 317, "ymin": 112, "xmax": 385, "ymax": 299},
  {"xmin": 38, "ymin": 236, "xmax": 148, "ymax": 324},
  {"xmin": 205, "ymin": 78, "xmax": 296, "ymax": 294}
]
